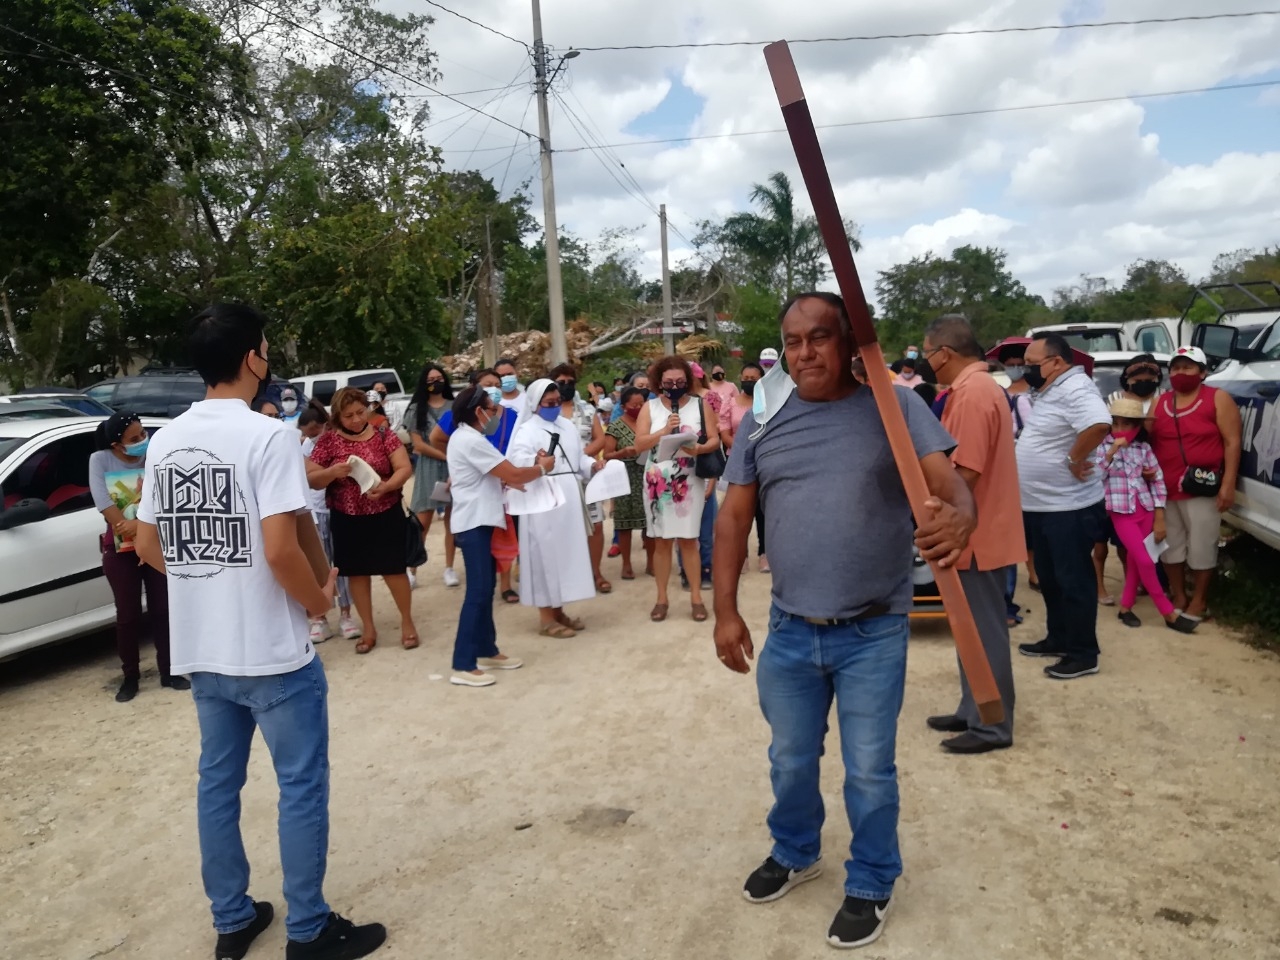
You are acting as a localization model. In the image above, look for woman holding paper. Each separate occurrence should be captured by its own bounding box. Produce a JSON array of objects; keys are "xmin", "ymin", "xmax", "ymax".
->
[
  {"xmin": 445, "ymin": 386, "xmax": 556, "ymax": 686},
  {"xmin": 309, "ymin": 386, "xmax": 419, "ymax": 653},
  {"xmin": 88, "ymin": 412, "xmax": 179, "ymax": 702},
  {"xmin": 508, "ymin": 379, "xmax": 603, "ymax": 638},
  {"xmin": 632, "ymin": 355, "xmax": 721, "ymax": 623}
]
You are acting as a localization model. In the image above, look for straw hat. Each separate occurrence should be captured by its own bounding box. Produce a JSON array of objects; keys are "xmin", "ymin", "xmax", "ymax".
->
[{"xmin": 1109, "ymin": 397, "xmax": 1148, "ymax": 420}]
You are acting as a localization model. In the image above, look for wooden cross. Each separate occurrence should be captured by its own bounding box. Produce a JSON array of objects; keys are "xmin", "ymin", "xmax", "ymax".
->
[{"xmin": 764, "ymin": 41, "xmax": 1003, "ymax": 725}]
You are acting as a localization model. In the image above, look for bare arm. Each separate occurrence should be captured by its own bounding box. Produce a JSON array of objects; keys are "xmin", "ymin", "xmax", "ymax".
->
[
  {"xmin": 584, "ymin": 415, "xmax": 606, "ymax": 457},
  {"xmin": 490, "ymin": 451, "xmax": 556, "ymax": 487},
  {"xmin": 954, "ymin": 465, "xmax": 980, "ymax": 492},
  {"xmin": 369, "ymin": 444, "xmax": 413, "ymax": 499},
  {"xmin": 914, "ymin": 450, "xmax": 977, "ymax": 568},
  {"xmin": 429, "ymin": 424, "xmax": 449, "ymax": 454},
  {"xmin": 712, "ymin": 482, "xmax": 759, "ymax": 673},
  {"xmin": 412, "ymin": 427, "xmax": 446, "ymax": 460},
  {"xmin": 1068, "ymin": 423, "xmax": 1111, "ymax": 479},
  {"xmin": 306, "ymin": 457, "xmax": 350, "ymax": 490},
  {"xmin": 262, "ymin": 513, "xmax": 333, "ymax": 617}
]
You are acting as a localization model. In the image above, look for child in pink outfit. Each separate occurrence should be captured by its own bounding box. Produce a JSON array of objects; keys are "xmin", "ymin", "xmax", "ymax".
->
[{"xmin": 1098, "ymin": 399, "xmax": 1198, "ymax": 634}]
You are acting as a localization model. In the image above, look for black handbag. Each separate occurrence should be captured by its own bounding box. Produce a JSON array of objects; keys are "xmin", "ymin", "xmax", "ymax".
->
[
  {"xmin": 693, "ymin": 397, "xmax": 727, "ymax": 480},
  {"xmin": 405, "ymin": 509, "xmax": 428, "ymax": 568},
  {"xmin": 1170, "ymin": 395, "xmax": 1222, "ymax": 497}
]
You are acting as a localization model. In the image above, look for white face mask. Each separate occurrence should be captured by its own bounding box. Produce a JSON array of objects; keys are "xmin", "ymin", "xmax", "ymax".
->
[
  {"xmin": 281, "ymin": 399, "xmax": 298, "ymax": 415},
  {"xmin": 748, "ymin": 352, "xmax": 796, "ymax": 440}
]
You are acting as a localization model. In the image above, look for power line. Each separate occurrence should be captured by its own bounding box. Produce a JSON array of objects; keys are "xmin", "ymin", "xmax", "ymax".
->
[
  {"xmin": 422, "ymin": 0, "xmax": 528, "ymax": 49},
  {"xmin": 573, "ymin": 9, "xmax": 1280, "ymax": 51},
  {"xmin": 498, "ymin": 95, "xmax": 537, "ymax": 193},
  {"xmin": 453, "ymin": 66, "xmax": 532, "ymax": 165},
  {"xmin": 555, "ymin": 78, "xmax": 1280, "ymax": 153},
  {"xmin": 235, "ymin": 0, "xmax": 535, "ymax": 140},
  {"xmin": 402, "ymin": 83, "xmax": 527, "ymax": 99}
]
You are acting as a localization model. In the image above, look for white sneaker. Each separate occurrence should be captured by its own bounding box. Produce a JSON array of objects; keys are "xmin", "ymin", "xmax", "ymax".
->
[
  {"xmin": 407, "ymin": 571, "xmax": 417, "ymax": 590},
  {"xmin": 450, "ymin": 671, "xmax": 496, "ymax": 687},
  {"xmin": 340, "ymin": 617, "xmax": 361, "ymax": 640},
  {"xmin": 443, "ymin": 567, "xmax": 460, "ymax": 588},
  {"xmin": 309, "ymin": 619, "xmax": 332, "ymax": 644},
  {"xmin": 478, "ymin": 655, "xmax": 523, "ymax": 670}
]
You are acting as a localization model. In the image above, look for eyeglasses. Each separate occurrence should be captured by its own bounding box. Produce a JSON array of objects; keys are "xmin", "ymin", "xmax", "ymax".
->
[{"xmin": 661, "ymin": 379, "xmax": 687, "ymax": 388}]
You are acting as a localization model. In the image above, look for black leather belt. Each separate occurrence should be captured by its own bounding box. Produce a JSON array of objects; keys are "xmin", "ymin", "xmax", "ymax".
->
[{"xmin": 782, "ymin": 603, "xmax": 891, "ymax": 627}]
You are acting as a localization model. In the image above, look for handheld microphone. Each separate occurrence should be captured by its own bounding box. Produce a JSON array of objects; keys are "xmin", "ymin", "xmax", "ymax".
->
[{"xmin": 545, "ymin": 431, "xmax": 561, "ymax": 461}]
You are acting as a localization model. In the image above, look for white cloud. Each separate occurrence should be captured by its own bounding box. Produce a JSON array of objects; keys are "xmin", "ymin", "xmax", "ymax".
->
[{"xmin": 386, "ymin": 0, "xmax": 1280, "ymax": 304}]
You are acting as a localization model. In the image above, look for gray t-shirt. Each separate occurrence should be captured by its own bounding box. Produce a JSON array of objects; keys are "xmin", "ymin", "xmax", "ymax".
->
[{"xmin": 725, "ymin": 385, "xmax": 955, "ymax": 619}]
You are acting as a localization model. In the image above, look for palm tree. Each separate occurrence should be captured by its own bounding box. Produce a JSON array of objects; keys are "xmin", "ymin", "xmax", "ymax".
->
[{"xmin": 719, "ymin": 171, "xmax": 860, "ymax": 298}]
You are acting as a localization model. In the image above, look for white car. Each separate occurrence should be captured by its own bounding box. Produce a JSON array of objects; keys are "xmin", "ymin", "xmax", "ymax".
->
[{"xmin": 0, "ymin": 415, "xmax": 167, "ymax": 661}]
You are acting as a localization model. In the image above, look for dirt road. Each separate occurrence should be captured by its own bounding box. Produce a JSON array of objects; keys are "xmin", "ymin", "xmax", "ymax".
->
[{"xmin": 2, "ymin": 526, "xmax": 1278, "ymax": 960}]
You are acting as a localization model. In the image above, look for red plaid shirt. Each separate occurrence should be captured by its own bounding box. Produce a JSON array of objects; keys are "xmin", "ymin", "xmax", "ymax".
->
[{"xmin": 1096, "ymin": 436, "xmax": 1167, "ymax": 515}]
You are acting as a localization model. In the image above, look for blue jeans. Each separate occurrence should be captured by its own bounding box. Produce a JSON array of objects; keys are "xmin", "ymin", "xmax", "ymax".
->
[
  {"xmin": 756, "ymin": 604, "xmax": 909, "ymax": 901},
  {"xmin": 191, "ymin": 658, "xmax": 331, "ymax": 942},
  {"xmin": 1004, "ymin": 564, "xmax": 1022, "ymax": 624},
  {"xmin": 1023, "ymin": 503, "xmax": 1105, "ymax": 662},
  {"xmin": 679, "ymin": 490, "xmax": 718, "ymax": 576},
  {"xmin": 454, "ymin": 526, "xmax": 499, "ymax": 671}
]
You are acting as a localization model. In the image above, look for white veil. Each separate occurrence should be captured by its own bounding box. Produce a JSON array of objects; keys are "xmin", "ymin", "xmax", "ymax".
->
[{"xmin": 516, "ymin": 377, "xmax": 558, "ymax": 429}]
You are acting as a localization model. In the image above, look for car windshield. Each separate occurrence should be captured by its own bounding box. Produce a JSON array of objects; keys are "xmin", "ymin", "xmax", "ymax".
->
[
  {"xmin": 0, "ymin": 436, "xmax": 25, "ymax": 461},
  {"xmin": 0, "ymin": 403, "xmax": 81, "ymax": 421},
  {"xmin": 1092, "ymin": 365, "xmax": 1169, "ymax": 399},
  {"xmin": 1058, "ymin": 329, "xmax": 1123, "ymax": 352}
]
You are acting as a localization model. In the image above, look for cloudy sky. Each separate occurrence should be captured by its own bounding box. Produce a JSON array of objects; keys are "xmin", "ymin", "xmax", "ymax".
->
[{"xmin": 393, "ymin": 0, "xmax": 1280, "ymax": 305}]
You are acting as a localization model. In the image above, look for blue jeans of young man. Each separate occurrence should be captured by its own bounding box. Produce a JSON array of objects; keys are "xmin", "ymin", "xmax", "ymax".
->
[
  {"xmin": 190, "ymin": 657, "xmax": 331, "ymax": 943},
  {"xmin": 1023, "ymin": 502, "xmax": 1105, "ymax": 663},
  {"xmin": 755, "ymin": 604, "xmax": 909, "ymax": 901},
  {"xmin": 453, "ymin": 526, "xmax": 499, "ymax": 671},
  {"xmin": 679, "ymin": 490, "xmax": 718, "ymax": 576}
]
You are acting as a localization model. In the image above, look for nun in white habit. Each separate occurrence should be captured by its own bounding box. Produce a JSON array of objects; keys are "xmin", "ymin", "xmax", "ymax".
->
[{"xmin": 508, "ymin": 378, "xmax": 602, "ymax": 637}]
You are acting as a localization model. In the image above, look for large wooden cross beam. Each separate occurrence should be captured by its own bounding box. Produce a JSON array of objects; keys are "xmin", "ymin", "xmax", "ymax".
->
[{"xmin": 764, "ymin": 41, "xmax": 1003, "ymax": 725}]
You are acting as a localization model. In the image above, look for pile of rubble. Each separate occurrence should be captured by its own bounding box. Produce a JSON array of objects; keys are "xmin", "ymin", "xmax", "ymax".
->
[{"xmin": 439, "ymin": 321, "xmax": 600, "ymax": 380}]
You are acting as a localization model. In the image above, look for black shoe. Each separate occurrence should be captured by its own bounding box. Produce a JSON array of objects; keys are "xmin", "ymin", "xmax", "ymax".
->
[
  {"xmin": 161, "ymin": 674, "xmax": 191, "ymax": 690},
  {"xmin": 827, "ymin": 894, "xmax": 892, "ymax": 949},
  {"xmin": 286, "ymin": 913, "xmax": 386, "ymax": 960},
  {"xmin": 115, "ymin": 676, "xmax": 139, "ymax": 702},
  {"xmin": 926, "ymin": 714, "xmax": 967, "ymax": 733},
  {"xmin": 700, "ymin": 566, "xmax": 713, "ymax": 589},
  {"xmin": 1044, "ymin": 657, "xmax": 1099, "ymax": 680},
  {"xmin": 941, "ymin": 732, "xmax": 1012, "ymax": 755},
  {"xmin": 1117, "ymin": 610, "xmax": 1142, "ymax": 628},
  {"xmin": 1166, "ymin": 614, "xmax": 1199, "ymax": 634},
  {"xmin": 216, "ymin": 901, "xmax": 274, "ymax": 960},
  {"xmin": 1018, "ymin": 639, "xmax": 1066, "ymax": 658},
  {"xmin": 742, "ymin": 855, "xmax": 823, "ymax": 903}
]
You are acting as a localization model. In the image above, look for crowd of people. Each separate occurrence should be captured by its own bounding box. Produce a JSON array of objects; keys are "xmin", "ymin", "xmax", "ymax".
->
[{"xmin": 92, "ymin": 295, "xmax": 1245, "ymax": 956}]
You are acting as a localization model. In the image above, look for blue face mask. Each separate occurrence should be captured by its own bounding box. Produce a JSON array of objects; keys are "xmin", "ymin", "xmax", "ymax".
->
[
  {"xmin": 537, "ymin": 406, "xmax": 560, "ymax": 423},
  {"xmin": 500, "ymin": 375, "xmax": 518, "ymax": 393},
  {"xmin": 122, "ymin": 438, "xmax": 149, "ymax": 458},
  {"xmin": 484, "ymin": 386, "xmax": 503, "ymax": 406}
]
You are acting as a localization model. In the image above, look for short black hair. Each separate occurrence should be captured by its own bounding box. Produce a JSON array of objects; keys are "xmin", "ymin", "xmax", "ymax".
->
[
  {"xmin": 778, "ymin": 291, "xmax": 852, "ymax": 341},
  {"xmin": 741, "ymin": 361, "xmax": 764, "ymax": 377},
  {"xmin": 495, "ymin": 357, "xmax": 518, "ymax": 374},
  {"xmin": 591, "ymin": 380, "xmax": 607, "ymax": 392},
  {"xmin": 618, "ymin": 386, "xmax": 645, "ymax": 407},
  {"xmin": 548, "ymin": 362, "xmax": 577, "ymax": 381},
  {"xmin": 297, "ymin": 405, "xmax": 326, "ymax": 428},
  {"xmin": 187, "ymin": 303, "xmax": 266, "ymax": 387},
  {"xmin": 924, "ymin": 314, "xmax": 984, "ymax": 360},
  {"xmin": 1032, "ymin": 331, "xmax": 1073, "ymax": 364}
]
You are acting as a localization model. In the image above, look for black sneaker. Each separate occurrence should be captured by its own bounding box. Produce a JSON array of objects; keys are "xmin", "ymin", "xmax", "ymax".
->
[
  {"xmin": 700, "ymin": 566, "xmax": 713, "ymax": 588},
  {"xmin": 216, "ymin": 900, "xmax": 274, "ymax": 960},
  {"xmin": 115, "ymin": 676, "xmax": 139, "ymax": 702},
  {"xmin": 742, "ymin": 855, "xmax": 823, "ymax": 903},
  {"xmin": 1044, "ymin": 657, "xmax": 1099, "ymax": 680},
  {"xmin": 1018, "ymin": 639, "xmax": 1066, "ymax": 658},
  {"xmin": 161, "ymin": 674, "xmax": 192, "ymax": 691},
  {"xmin": 1166, "ymin": 614, "xmax": 1199, "ymax": 634},
  {"xmin": 1117, "ymin": 610, "xmax": 1142, "ymax": 628},
  {"xmin": 827, "ymin": 894, "xmax": 892, "ymax": 949},
  {"xmin": 286, "ymin": 913, "xmax": 386, "ymax": 960}
]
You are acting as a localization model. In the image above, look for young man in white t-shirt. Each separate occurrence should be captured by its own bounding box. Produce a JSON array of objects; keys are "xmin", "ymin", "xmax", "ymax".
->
[{"xmin": 135, "ymin": 303, "xmax": 386, "ymax": 960}]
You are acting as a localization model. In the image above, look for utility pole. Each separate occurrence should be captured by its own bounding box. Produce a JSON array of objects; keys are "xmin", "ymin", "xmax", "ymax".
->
[
  {"xmin": 531, "ymin": 0, "xmax": 568, "ymax": 364},
  {"xmin": 660, "ymin": 204, "xmax": 674, "ymax": 354}
]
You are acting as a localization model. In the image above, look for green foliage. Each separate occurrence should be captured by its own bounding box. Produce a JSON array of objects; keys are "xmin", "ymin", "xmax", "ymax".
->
[{"xmin": 1213, "ymin": 534, "xmax": 1280, "ymax": 652}]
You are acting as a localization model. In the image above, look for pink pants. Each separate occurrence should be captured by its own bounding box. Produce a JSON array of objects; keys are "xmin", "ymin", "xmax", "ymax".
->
[{"xmin": 1109, "ymin": 508, "xmax": 1174, "ymax": 617}]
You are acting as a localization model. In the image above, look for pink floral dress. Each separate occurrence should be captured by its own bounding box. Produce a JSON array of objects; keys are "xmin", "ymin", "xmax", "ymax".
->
[{"xmin": 643, "ymin": 395, "xmax": 708, "ymax": 540}]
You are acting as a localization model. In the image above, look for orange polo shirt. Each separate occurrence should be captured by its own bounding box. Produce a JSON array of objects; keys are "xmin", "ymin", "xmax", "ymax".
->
[{"xmin": 941, "ymin": 361, "xmax": 1027, "ymax": 572}]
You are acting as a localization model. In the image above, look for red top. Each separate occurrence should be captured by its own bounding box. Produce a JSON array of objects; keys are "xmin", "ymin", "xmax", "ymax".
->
[
  {"xmin": 309, "ymin": 427, "xmax": 402, "ymax": 516},
  {"xmin": 1150, "ymin": 387, "xmax": 1224, "ymax": 501}
]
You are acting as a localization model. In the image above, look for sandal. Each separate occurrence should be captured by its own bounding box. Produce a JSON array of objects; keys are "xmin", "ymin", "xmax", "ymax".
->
[
  {"xmin": 355, "ymin": 636, "xmax": 376, "ymax": 654},
  {"xmin": 401, "ymin": 633, "xmax": 420, "ymax": 650},
  {"xmin": 595, "ymin": 576, "xmax": 613, "ymax": 594},
  {"xmin": 556, "ymin": 612, "xmax": 586, "ymax": 632},
  {"xmin": 621, "ymin": 570, "xmax": 636, "ymax": 580},
  {"xmin": 502, "ymin": 589, "xmax": 520, "ymax": 604},
  {"xmin": 539, "ymin": 622, "xmax": 576, "ymax": 638},
  {"xmin": 691, "ymin": 602, "xmax": 708, "ymax": 622},
  {"xmin": 650, "ymin": 603, "xmax": 668, "ymax": 622}
]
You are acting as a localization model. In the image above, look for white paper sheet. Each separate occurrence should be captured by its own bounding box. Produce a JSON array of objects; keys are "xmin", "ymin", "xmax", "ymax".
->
[
  {"xmin": 430, "ymin": 480, "xmax": 451, "ymax": 503},
  {"xmin": 654, "ymin": 432, "xmax": 698, "ymax": 463},
  {"xmin": 346, "ymin": 456, "xmax": 380, "ymax": 494},
  {"xmin": 584, "ymin": 460, "xmax": 632, "ymax": 503},
  {"xmin": 504, "ymin": 476, "xmax": 566, "ymax": 515},
  {"xmin": 1144, "ymin": 532, "xmax": 1170, "ymax": 563}
]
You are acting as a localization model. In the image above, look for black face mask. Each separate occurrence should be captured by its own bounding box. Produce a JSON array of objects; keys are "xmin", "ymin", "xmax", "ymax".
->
[
  {"xmin": 1023, "ymin": 364, "xmax": 1047, "ymax": 390},
  {"xmin": 556, "ymin": 379, "xmax": 576, "ymax": 401},
  {"xmin": 1128, "ymin": 380, "xmax": 1159, "ymax": 398},
  {"xmin": 741, "ymin": 380, "xmax": 758, "ymax": 396},
  {"xmin": 711, "ymin": 371, "xmax": 725, "ymax": 381},
  {"xmin": 426, "ymin": 381, "xmax": 443, "ymax": 395},
  {"xmin": 663, "ymin": 386, "xmax": 688, "ymax": 404}
]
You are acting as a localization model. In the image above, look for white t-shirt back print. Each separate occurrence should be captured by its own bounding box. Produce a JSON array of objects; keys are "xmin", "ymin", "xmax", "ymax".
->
[{"xmin": 138, "ymin": 398, "xmax": 314, "ymax": 676}]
